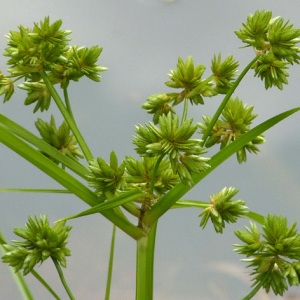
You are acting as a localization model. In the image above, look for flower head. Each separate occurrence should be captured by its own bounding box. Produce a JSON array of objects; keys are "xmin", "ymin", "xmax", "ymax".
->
[
  {"xmin": 198, "ymin": 97, "xmax": 265, "ymax": 163},
  {"xmin": 19, "ymin": 81, "xmax": 51, "ymax": 112},
  {"xmin": 199, "ymin": 187, "xmax": 248, "ymax": 233},
  {"xmin": 87, "ymin": 151, "xmax": 126, "ymax": 201},
  {"xmin": 0, "ymin": 72, "xmax": 14, "ymax": 102},
  {"xmin": 35, "ymin": 115, "xmax": 84, "ymax": 161},
  {"xmin": 211, "ymin": 54, "xmax": 239, "ymax": 94},
  {"xmin": 141, "ymin": 93, "xmax": 176, "ymax": 124},
  {"xmin": 2, "ymin": 215, "xmax": 72, "ymax": 275},
  {"xmin": 234, "ymin": 215, "xmax": 300, "ymax": 296},
  {"xmin": 2, "ymin": 16, "xmax": 106, "ymax": 107},
  {"xmin": 124, "ymin": 156, "xmax": 179, "ymax": 197},
  {"xmin": 5, "ymin": 17, "xmax": 71, "ymax": 77},
  {"xmin": 133, "ymin": 112, "xmax": 210, "ymax": 186},
  {"xmin": 165, "ymin": 56, "xmax": 215, "ymax": 105},
  {"xmin": 235, "ymin": 10, "xmax": 300, "ymax": 90},
  {"xmin": 48, "ymin": 45, "xmax": 107, "ymax": 87}
]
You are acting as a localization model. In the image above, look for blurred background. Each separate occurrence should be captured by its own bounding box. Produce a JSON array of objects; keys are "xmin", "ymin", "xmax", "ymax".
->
[{"xmin": 0, "ymin": 1, "xmax": 299, "ymax": 299}]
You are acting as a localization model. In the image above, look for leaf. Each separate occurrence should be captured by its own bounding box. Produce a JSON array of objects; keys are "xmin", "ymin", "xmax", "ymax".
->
[
  {"xmin": 0, "ymin": 114, "xmax": 88, "ymax": 178},
  {"xmin": 57, "ymin": 189, "xmax": 145, "ymax": 222},
  {"xmin": 0, "ymin": 124, "xmax": 145, "ymax": 240}
]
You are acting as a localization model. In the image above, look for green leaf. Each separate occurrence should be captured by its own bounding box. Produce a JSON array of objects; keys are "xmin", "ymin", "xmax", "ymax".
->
[
  {"xmin": 0, "ymin": 114, "xmax": 88, "ymax": 178},
  {"xmin": 57, "ymin": 189, "xmax": 145, "ymax": 222},
  {"xmin": 0, "ymin": 124, "xmax": 145, "ymax": 240}
]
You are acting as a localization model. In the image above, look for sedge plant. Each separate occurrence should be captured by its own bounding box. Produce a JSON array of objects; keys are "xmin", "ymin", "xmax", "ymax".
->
[{"xmin": 0, "ymin": 10, "xmax": 300, "ymax": 299}]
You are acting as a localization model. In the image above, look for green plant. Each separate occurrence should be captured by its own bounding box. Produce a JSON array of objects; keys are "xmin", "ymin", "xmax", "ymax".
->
[{"xmin": 0, "ymin": 10, "xmax": 300, "ymax": 299}]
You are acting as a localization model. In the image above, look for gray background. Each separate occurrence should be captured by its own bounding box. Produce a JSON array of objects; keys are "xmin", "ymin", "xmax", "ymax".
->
[{"xmin": 0, "ymin": 1, "xmax": 299, "ymax": 299}]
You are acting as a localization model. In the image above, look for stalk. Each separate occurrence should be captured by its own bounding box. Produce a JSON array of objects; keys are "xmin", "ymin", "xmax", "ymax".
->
[
  {"xmin": 30, "ymin": 270, "xmax": 60, "ymax": 300},
  {"xmin": 63, "ymin": 86, "xmax": 75, "ymax": 121},
  {"xmin": 181, "ymin": 98, "xmax": 189, "ymax": 124},
  {"xmin": 242, "ymin": 281, "xmax": 264, "ymax": 300},
  {"xmin": 52, "ymin": 257, "xmax": 75, "ymax": 300},
  {"xmin": 105, "ymin": 225, "xmax": 116, "ymax": 300},
  {"xmin": 40, "ymin": 70, "xmax": 93, "ymax": 162},
  {"xmin": 136, "ymin": 222, "xmax": 157, "ymax": 300}
]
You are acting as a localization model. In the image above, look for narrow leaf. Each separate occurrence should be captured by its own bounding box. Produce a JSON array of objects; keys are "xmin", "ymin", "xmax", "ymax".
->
[
  {"xmin": 0, "ymin": 114, "xmax": 89, "ymax": 178},
  {"xmin": 0, "ymin": 127, "xmax": 145, "ymax": 240},
  {"xmin": 58, "ymin": 189, "xmax": 145, "ymax": 222}
]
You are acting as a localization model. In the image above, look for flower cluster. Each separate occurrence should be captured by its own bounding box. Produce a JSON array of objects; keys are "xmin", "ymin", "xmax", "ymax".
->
[
  {"xmin": 35, "ymin": 115, "xmax": 84, "ymax": 162},
  {"xmin": 19, "ymin": 81, "xmax": 51, "ymax": 112},
  {"xmin": 48, "ymin": 45, "xmax": 106, "ymax": 88},
  {"xmin": 1, "ymin": 215, "xmax": 72, "ymax": 275},
  {"xmin": 124, "ymin": 156, "xmax": 179, "ymax": 197},
  {"xmin": 133, "ymin": 112, "xmax": 210, "ymax": 186},
  {"xmin": 1, "ymin": 16, "xmax": 106, "ymax": 111},
  {"xmin": 141, "ymin": 54, "xmax": 239, "ymax": 127},
  {"xmin": 235, "ymin": 10, "xmax": 300, "ymax": 89},
  {"xmin": 234, "ymin": 215, "xmax": 300, "ymax": 296},
  {"xmin": 211, "ymin": 53, "xmax": 239, "ymax": 94},
  {"xmin": 87, "ymin": 151, "xmax": 126, "ymax": 202},
  {"xmin": 199, "ymin": 187, "xmax": 248, "ymax": 233},
  {"xmin": 198, "ymin": 97, "xmax": 265, "ymax": 163},
  {"xmin": 165, "ymin": 56, "xmax": 214, "ymax": 105},
  {"xmin": 141, "ymin": 93, "xmax": 177, "ymax": 124},
  {"xmin": 0, "ymin": 71, "xmax": 14, "ymax": 102},
  {"xmin": 5, "ymin": 17, "xmax": 71, "ymax": 76},
  {"xmin": 87, "ymin": 153, "xmax": 180, "ymax": 208}
]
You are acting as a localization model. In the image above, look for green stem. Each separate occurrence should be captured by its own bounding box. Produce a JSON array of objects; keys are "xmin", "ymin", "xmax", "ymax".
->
[
  {"xmin": 136, "ymin": 222, "xmax": 157, "ymax": 300},
  {"xmin": 172, "ymin": 199, "xmax": 209, "ymax": 209},
  {"xmin": 40, "ymin": 70, "xmax": 93, "ymax": 162},
  {"xmin": 122, "ymin": 202, "xmax": 141, "ymax": 218},
  {"xmin": 52, "ymin": 257, "xmax": 75, "ymax": 300},
  {"xmin": 10, "ymin": 271, "xmax": 34, "ymax": 300},
  {"xmin": 63, "ymin": 86, "xmax": 75, "ymax": 121},
  {"xmin": 242, "ymin": 281, "xmax": 264, "ymax": 300},
  {"xmin": 245, "ymin": 211, "xmax": 265, "ymax": 225},
  {"xmin": 105, "ymin": 225, "xmax": 116, "ymax": 300},
  {"xmin": 201, "ymin": 55, "xmax": 259, "ymax": 146},
  {"xmin": 31, "ymin": 270, "xmax": 60, "ymax": 300},
  {"xmin": 181, "ymin": 98, "xmax": 189, "ymax": 124}
]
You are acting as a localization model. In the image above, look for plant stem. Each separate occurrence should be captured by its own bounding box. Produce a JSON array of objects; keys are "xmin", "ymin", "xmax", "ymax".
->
[
  {"xmin": 136, "ymin": 222, "xmax": 157, "ymax": 300},
  {"xmin": 122, "ymin": 202, "xmax": 141, "ymax": 218},
  {"xmin": 40, "ymin": 70, "xmax": 93, "ymax": 162},
  {"xmin": 242, "ymin": 281, "xmax": 264, "ymax": 300},
  {"xmin": 31, "ymin": 270, "xmax": 61, "ymax": 300},
  {"xmin": 245, "ymin": 211, "xmax": 265, "ymax": 225},
  {"xmin": 105, "ymin": 225, "xmax": 116, "ymax": 300},
  {"xmin": 181, "ymin": 98, "xmax": 189, "ymax": 124},
  {"xmin": 63, "ymin": 86, "xmax": 75, "ymax": 121},
  {"xmin": 52, "ymin": 257, "xmax": 75, "ymax": 300},
  {"xmin": 172, "ymin": 199, "xmax": 209, "ymax": 209},
  {"xmin": 201, "ymin": 55, "xmax": 259, "ymax": 146}
]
